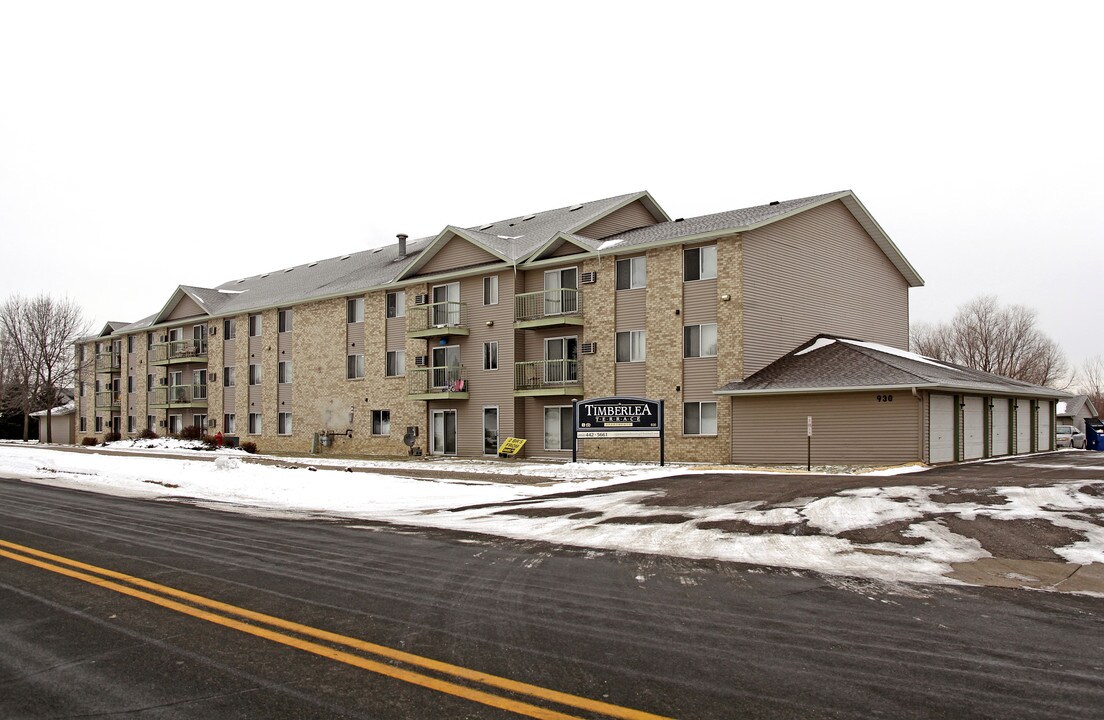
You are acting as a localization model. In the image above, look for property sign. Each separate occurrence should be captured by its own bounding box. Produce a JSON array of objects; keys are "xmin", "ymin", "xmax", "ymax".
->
[
  {"xmin": 575, "ymin": 397, "xmax": 662, "ymax": 438},
  {"xmin": 498, "ymin": 437, "xmax": 527, "ymax": 456}
]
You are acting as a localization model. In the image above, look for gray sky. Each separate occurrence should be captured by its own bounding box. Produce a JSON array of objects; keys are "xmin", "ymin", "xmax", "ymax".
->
[{"xmin": 1, "ymin": 1, "xmax": 1100, "ymax": 371}]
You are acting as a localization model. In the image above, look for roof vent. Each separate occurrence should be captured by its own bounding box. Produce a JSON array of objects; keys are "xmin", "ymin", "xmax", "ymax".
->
[
  {"xmin": 674, "ymin": 218, "xmax": 684, "ymax": 222},
  {"xmin": 769, "ymin": 200, "xmax": 780, "ymax": 206},
  {"xmin": 308, "ymin": 262, "xmax": 318, "ymax": 268},
  {"xmin": 371, "ymin": 247, "xmax": 383, "ymax": 254},
  {"xmin": 283, "ymin": 268, "xmax": 293, "ymax": 273},
  {"xmin": 340, "ymin": 254, "xmax": 351, "ymax": 261},
  {"xmin": 260, "ymin": 273, "xmax": 270, "ymax": 278},
  {"xmin": 397, "ymin": 233, "xmax": 408, "ymax": 259},
  {"xmin": 522, "ymin": 214, "xmax": 535, "ymax": 221},
  {"xmin": 568, "ymin": 204, "xmax": 583, "ymax": 212},
  {"xmin": 479, "ymin": 223, "xmax": 493, "ymax": 230}
]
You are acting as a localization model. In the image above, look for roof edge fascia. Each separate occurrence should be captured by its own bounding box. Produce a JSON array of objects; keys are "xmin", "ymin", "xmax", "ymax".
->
[{"xmin": 717, "ymin": 382, "xmax": 1068, "ymax": 398}]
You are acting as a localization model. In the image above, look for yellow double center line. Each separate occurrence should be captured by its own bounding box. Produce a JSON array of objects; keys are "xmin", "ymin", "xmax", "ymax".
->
[{"xmin": 0, "ymin": 538, "xmax": 671, "ymax": 720}]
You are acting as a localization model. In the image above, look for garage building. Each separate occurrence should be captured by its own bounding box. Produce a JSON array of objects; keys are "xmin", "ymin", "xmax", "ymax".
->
[{"xmin": 718, "ymin": 337, "xmax": 1065, "ymax": 466}]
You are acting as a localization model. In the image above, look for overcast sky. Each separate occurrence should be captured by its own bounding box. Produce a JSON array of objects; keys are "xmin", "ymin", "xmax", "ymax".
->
[{"xmin": 1, "ymin": 1, "xmax": 1100, "ymax": 371}]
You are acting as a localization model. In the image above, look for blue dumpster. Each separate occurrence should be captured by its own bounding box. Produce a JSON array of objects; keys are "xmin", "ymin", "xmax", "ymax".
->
[{"xmin": 1086, "ymin": 419, "xmax": 1104, "ymax": 451}]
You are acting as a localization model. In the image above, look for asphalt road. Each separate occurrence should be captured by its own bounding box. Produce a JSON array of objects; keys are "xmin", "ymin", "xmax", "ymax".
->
[{"xmin": 1, "ymin": 476, "xmax": 1103, "ymax": 719}]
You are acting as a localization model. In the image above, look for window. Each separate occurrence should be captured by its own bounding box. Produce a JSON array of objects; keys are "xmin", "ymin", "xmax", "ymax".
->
[
  {"xmin": 147, "ymin": 333, "xmax": 154, "ymax": 350},
  {"xmin": 544, "ymin": 406, "xmax": 573, "ymax": 451},
  {"xmin": 431, "ymin": 283, "xmax": 461, "ymax": 326},
  {"xmin": 684, "ymin": 401, "xmax": 718, "ymax": 436},
  {"xmin": 278, "ymin": 309, "xmax": 292, "ymax": 333},
  {"xmin": 543, "ymin": 267, "xmax": 578, "ymax": 315},
  {"xmin": 248, "ymin": 314, "xmax": 262, "ymax": 336},
  {"xmin": 684, "ymin": 323, "xmax": 718, "ymax": 358},
  {"xmin": 684, "ymin": 245, "xmax": 717, "ymax": 281},
  {"xmin": 483, "ymin": 276, "xmax": 499, "ymax": 306},
  {"xmin": 79, "ymin": 416, "xmax": 87, "ymax": 432},
  {"xmin": 385, "ymin": 350, "xmax": 404, "ymax": 377},
  {"xmin": 168, "ymin": 327, "xmax": 182, "ymax": 343},
  {"xmin": 347, "ymin": 354, "xmax": 365, "ymax": 379},
  {"xmin": 278, "ymin": 412, "xmax": 292, "ymax": 435},
  {"xmin": 79, "ymin": 345, "xmax": 85, "ymax": 362},
  {"xmin": 127, "ymin": 375, "xmax": 135, "ymax": 393},
  {"xmin": 483, "ymin": 341, "xmax": 498, "ymax": 370},
  {"xmin": 616, "ymin": 257, "xmax": 647, "ymax": 290},
  {"xmin": 248, "ymin": 413, "xmax": 262, "ymax": 435},
  {"xmin": 193, "ymin": 414, "xmax": 207, "ymax": 430},
  {"xmin": 372, "ymin": 410, "xmax": 390, "ymax": 436},
  {"xmin": 193, "ymin": 370, "xmax": 207, "ymax": 399},
  {"xmin": 223, "ymin": 366, "xmax": 236, "ymax": 387},
  {"xmin": 223, "ymin": 319, "xmax": 236, "ymax": 339},
  {"xmin": 127, "ymin": 416, "xmax": 135, "ymax": 433},
  {"xmin": 79, "ymin": 381, "xmax": 85, "ymax": 397},
  {"xmin": 347, "ymin": 297, "xmax": 364, "ymax": 323},
  {"xmin": 168, "ymin": 415, "xmax": 182, "ymax": 435},
  {"xmin": 146, "ymin": 374, "xmax": 154, "ymax": 391},
  {"xmin": 95, "ymin": 416, "xmax": 103, "ymax": 432},
  {"xmin": 386, "ymin": 291, "xmax": 405, "ymax": 318},
  {"xmin": 249, "ymin": 364, "xmax": 261, "ymax": 385},
  {"xmin": 95, "ymin": 379, "xmax": 101, "ymax": 393},
  {"xmin": 127, "ymin": 335, "xmax": 134, "ymax": 353},
  {"xmin": 224, "ymin": 413, "xmax": 236, "ymax": 434},
  {"xmin": 616, "ymin": 331, "xmax": 646, "ymax": 363},
  {"xmin": 146, "ymin": 415, "xmax": 155, "ymax": 432},
  {"xmin": 278, "ymin": 361, "xmax": 292, "ymax": 384},
  {"xmin": 483, "ymin": 407, "xmax": 499, "ymax": 455}
]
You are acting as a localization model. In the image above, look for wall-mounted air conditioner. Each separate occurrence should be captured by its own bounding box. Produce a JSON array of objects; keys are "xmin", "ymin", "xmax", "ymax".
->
[
  {"xmin": 580, "ymin": 342, "xmax": 597, "ymax": 354},
  {"xmin": 580, "ymin": 271, "xmax": 597, "ymax": 284}
]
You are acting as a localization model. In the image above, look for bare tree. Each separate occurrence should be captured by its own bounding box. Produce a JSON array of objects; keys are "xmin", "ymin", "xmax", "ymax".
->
[
  {"xmin": 1077, "ymin": 354, "xmax": 1104, "ymax": 414},
  {"xmin": 910, "ymin": 295, "xmax": 1069, "ymax": 388},
  {"xmin": 0, "ymin": 294, "xmax": 89, "ymax": 442}
]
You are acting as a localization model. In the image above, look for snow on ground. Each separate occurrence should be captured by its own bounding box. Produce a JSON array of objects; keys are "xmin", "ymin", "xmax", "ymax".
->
[{"xmin": 1, "ymin": 442, "xmax": 1102, "ymax": 588}]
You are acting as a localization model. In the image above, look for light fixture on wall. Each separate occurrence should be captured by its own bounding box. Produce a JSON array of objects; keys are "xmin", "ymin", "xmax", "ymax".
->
[
  {"xmin": 486, "ymin": 321, "xmax": 494, "ymax": 327},
  {"xmin": 721, "ymin": 294, "xmax": 731, "ymax": 302}
]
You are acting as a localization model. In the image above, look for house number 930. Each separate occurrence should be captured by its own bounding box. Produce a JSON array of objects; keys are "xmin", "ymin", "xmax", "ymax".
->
[{"xmin": 876, "ymin": 394, "xmax": 894, "ymax": 402}]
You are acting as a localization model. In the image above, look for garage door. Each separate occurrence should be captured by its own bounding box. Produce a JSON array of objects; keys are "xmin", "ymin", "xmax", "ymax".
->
[
  {"xmin": 962, "ymin": 396, "xmax": 985, "ymax": 460},
  {"xmin": 1015, "ymin": 398, "xmax": 1032, "ymax": 453},
  {"xmin": 991, "ymin": 398, "xmax": 1010, "ymax": 456},
  {"xmin": 1036, "ymin": 400, "xmax": 1052, "ymax": 452},
  {"xmin": 929, "ymin": 394, "xmax": 955, "ymax": 463}
]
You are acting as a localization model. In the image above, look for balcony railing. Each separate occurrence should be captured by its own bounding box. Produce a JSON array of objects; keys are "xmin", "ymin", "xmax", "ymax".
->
[
  {"xmin": 407, "ymin": 302, "xmax": 469, "ymax": 338},
  {"xmin": 513, "ymin": 359, "xmax": 582, "ymax": 396},
  {"xmin": 407, "ymin": 365, "xmax": 469, "ymax": 400},
  {"xmin": 148, "ymin": 384, "xmax": 208, "ymax": 407},
  {"xmin": 95, "ymin": 353, "xmax": 121, "ymax": 372},
  {"xmin": 94, "ymin": 390, "xmax": 120, "ymax": 409},
  {"xmin": 514, "ymin": 289, "xmax": 583, "ymax": 329},
  {"xmin": 149, "ymin": 338, "xmax": 208, "ymax": 365}
]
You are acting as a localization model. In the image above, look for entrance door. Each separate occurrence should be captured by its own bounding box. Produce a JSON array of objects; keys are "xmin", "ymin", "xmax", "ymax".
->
[
  {"xmin": 431, "ymin": 410, "xmax": 457, "ymax": 455},
  {"xmin": 543, "ymin": 268, "xmax": 578, "ymax": 315},
  {"xmin": 431, "ymin": 345, "xmax": 461, "ymax": 389}
]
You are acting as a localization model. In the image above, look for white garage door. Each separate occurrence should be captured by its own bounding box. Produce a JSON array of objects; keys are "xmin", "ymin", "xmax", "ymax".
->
[
  {"xmin": 1036, "ymin": 400, "xmax": 1052, "ymax": 452},
  {"xmin": 991, "ymin": 398, "xmax": 1010, "ymax": 456},
  {"xmin": 962, "ymin": 396, "xmax": 985, "ymax": 460},
  {"xmin": 1015, "ymin": 399, "xmax": 1032, "ymax": 453},
  {"xmin": 929, "ymin": 394, "xmax": 955, "ymax": 463}
]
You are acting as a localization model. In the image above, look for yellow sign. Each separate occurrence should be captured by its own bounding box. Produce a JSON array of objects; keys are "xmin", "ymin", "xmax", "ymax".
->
[{"xmin": 497, "ymin": 437, "xmax": 527, "ymax": 456}]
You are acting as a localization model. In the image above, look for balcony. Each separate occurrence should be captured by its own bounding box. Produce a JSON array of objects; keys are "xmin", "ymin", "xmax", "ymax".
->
[
  {"xmin": 407, "ymin": 365, "xmax": 469, "ymax": 401},
  {"xmin": 149, "ymin": 338, "xmax": 208, "ymax": 366},
  {"xmin": 513, "ymin": 359, "xmax": 583, "ymax": 397},
  {"xmin": 407, "ymin": 302, "xmax": 470, "ymax": 339},
  {"xmin": 513, "ymin": 289, "xmax": 583, "ymax": 329},
  {"xmin": 94, "ymin": 390, "xmax": 120, "ymax": 410},
  {"xmin": 149, "ymin": 384, "xmax": 209, "ymax": 409},
  {"xmin": 95, "ymin": 353, "xmax": 121, "ymax": 373}
]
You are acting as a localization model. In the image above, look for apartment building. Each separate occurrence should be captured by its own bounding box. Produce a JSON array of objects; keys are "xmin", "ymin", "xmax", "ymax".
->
[{"xmin": 74, "ymin": 189, "xmax": 1063, "ymax": 464}]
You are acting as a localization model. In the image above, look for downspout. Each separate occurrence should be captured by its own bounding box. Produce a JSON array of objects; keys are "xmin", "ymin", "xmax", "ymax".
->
[{"xmin": 912, "ymin": 387, "xmax": 923, "ymax": 463}]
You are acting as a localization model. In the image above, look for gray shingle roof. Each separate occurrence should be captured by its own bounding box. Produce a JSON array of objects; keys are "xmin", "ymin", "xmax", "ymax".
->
[
  {"xmin": 1057, "ymin": 395, "xmax": 1098, "ymax": 418},
  {"xmin": 718, "ymin": 337, "xmax": 1067, "ymax": 399}
]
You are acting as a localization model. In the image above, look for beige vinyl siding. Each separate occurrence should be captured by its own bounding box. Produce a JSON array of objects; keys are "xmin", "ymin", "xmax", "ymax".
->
[
  {"xmin": 576, "ymin": 200, "xmax": 658, "ymax": 240},
  {"xmin": 386, "ymin": 316, "xmax": 404, "ymax": 350},
  {"xmin": 166, "ymin": 295, "xmax": 205, "ymax": 321},
  {"xmin": 615, "ymin": 362, "xmax": 645, "ymax": 396},
  {"xmin": 223, "ymin": 386, "xmax": 236, "ymax": 412},
  {"xmin": 731, "ymin": 392, "xmax": 921, "ymax": 465},
  {"xmin": 522, "ymin": 396, "xmax": 573, "ymax": 458},
  {"xmin": 347, "ymin": 322, "xmax": 365, "ymax": 356},
  {"xmin": 550, "ymin": 241, "xmax": 586, "ymax": 258},
  {"xmin": 742, "ymin": 200, "xmax": 911, "ymax": 376},
  {"xmin": 277, "ymin": 383, "xmax": 291, "ymax": 409},
  {"xmin": 248, "ymin": 334, "xmax": 263, "ymax": 359},
  {"xmin": 682, "ymin": 357, "xmax": 717, "ymax": 402},
  {"xmin": 615, "ymin": 288, "xmax": 646, "ymax": 331},
  {"xmin": 247, "ymin": 384, "xmax": 261, "ymax": 412},
  {"xmin": 419, "ymin": 238, "xmax": 500, "ymax": 275},
  {"xmin": 682, "ymin": 278, "xmax": 717, "ymax": 323}
]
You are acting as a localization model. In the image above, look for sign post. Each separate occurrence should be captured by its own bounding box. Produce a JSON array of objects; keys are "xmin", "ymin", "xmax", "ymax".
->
[{"xmin": 573, "ymin": 396, "xmax": 665, "ymax": 465}]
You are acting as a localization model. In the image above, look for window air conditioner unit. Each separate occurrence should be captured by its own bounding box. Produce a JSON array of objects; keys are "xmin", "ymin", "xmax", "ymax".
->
[
  {"xmin": 414, "ymin": 294, "xmax": 428, "ymax": 305},
  {"xmin": 414, "ymin": 355, "xmax": 428, "ymax": 367},
  {"xmin": 581, "ymin": 342, "xmax": 597, "ymax": 355},
  {"xmin": 580, "ymin": 271, "xmax": 597, "ymax": 284}
]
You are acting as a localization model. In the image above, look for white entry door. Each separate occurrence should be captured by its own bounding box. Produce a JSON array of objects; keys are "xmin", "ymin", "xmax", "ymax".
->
[
  {"xmin": 929, "ymin": 394, "xmax": 955, "ymax": 463},
  {"xmin": 431, "ymin": 409, "xmax": 457, "ymax": 455}
]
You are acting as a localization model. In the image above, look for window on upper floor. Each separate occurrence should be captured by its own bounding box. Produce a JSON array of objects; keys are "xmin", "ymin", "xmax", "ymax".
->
[
  {"xmin": 248, "ymin": 314, "xmax": 262, "ymax": 336},
  {"xmin": 249, "ymin": 364, "xmax": 261, "ymax": 385},
  {"xmin": 385, "ymin": 350, "xmax": 404, "ymax": 377},
  {"xmin": 223, "ymin": 366, "xmax": 236, "ymax": 387},
  {"xmin": 278, "ymin": 309, "xmax": 292, "ymax": 333},
  {"xmin": 347, "ymin": 297, "xmax": 365, "ymax": 323},
  {"xmin": 616, "ymin": 256, "xmax": 647, "ymax": 290},
  {"xmin": 347, "ymin": 354, "xmax": 365, "ymax": 380},
  {"xmin": 483, "ymin": 276, "xmax": 499, "ymax": 306},
  {"xmin": 684, "ymin": 323, "xmax": 718, "ymax": 358},
  {"xmin": 278, "ymin": 361, "xmax": 292, "ymax": 384},
  {"xmin": 616, "ymin": 330, "xmax": 646, "ymax": 363},
  {"xmin": 684, "ymin": 245, "xmax": 717, "ymax": 282},
  {"xmin": 386, "ymin": 291, "xmax": 405, "ymax": 318},
  {"xmin": 223, "ymin": 319, "xmax": 237, "ymax": 339}
]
